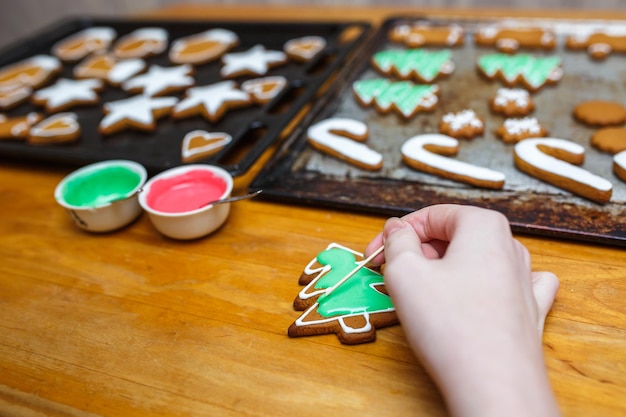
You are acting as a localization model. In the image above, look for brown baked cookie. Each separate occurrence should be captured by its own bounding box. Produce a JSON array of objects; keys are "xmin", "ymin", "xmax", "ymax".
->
[
  {"xmin": 0, "ymin": 55, "xmax": 61, "ymax": 91},
  {"xmin": 284, "ymin": 36, "xmax": 326, "ymax": 62},
  {"xmin": 169, "ymin": 28, "xmax": 238, "ymax": 65},
  {"xmin": 181, "ymin": 130, "xmax": 232, "ymax": 163},
  {"xmin": 388, "ymin": 22, "xmax": 464, "ymax": 47},
  {"xmin": 439, "ymin": 109, "xmax": 484, "ymax": 139},
  {"xmin": 495, "ymin": 117, "xmax": 548, "ymax": 143},
  {"xmin": 489, "ymin": 88, "xmax": 535, "ymax": 117},
  {"xmin": 288, "ymin": 242, "xmax": 397, "ymax": 345},
  {"xmin": 475, "ymin": 26, "xmax": 556, "ymax": 53},
  {"xmin": 28, "ymin": 112, "xmax": 80, "ymax": 145},
  {"xmin": 613, "ymin": 150, "xmax": 626, "ymax": 183},
  {"xmin": 566, "ymin": 30, "xmax": 626, "ymax": 60},
  {"xmin": 573, "ymin": 100, "xmax": 626, "ymax": 127},
  {"xmin": 0, "ymin": 84, "xmax": 32, "ymax": 110},
  {"xmin": 0, "ymin": 112, "xmax": 42, "ymax": 140},
  {"xmin": 52, "ymin": 27, "xmax": 116, "ymax": 62},
  {"xmin": 591, "ymin": 127, "xmax": 626, "ymax": 154}
]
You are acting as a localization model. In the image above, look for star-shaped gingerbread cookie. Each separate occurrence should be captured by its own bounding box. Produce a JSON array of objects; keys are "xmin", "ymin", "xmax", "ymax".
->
[
  {"xmin": 99, "ymin": 94, "xmax": 178, "ymax": 135},
  {"xmin": 32, "ymin": 78, "xmax": 104, "ymax": 112},
  {"xmin": 122, "ymin": 64, "xmax": 195, "ymax": 96},
  {"xmin": 220, "ymin": 44, "xmax": 287, "ymax": 78},
  {"xmin": 172, "ymin": 80, "xmax": 250, "ymax": 123}
]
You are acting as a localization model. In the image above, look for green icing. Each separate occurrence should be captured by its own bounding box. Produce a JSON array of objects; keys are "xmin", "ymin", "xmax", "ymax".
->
[
  {"xmin": 62, "ymin": 165, "xmax": 142, "ymax": 208},
  {"xmin": 354, "ymin": 78, "xmax": 438, "ymax": 117},
  {"xmin": 477, "ymin": 53, "xmax": 561, "ymax": 88},
  {"xmin": 373, "ymin": 49, "xmax": 453, "ymax": 82},
  {"xmin": 311, "ymin": 247, "xmax": 394, "ymax": 318},
  {"xmin": 352, "ymin": 78, "xmax": 390, "ymax": 105}
]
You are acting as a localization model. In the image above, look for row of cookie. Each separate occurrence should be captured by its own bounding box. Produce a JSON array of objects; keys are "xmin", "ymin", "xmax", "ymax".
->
[
  {"xmin": 371, "ymin": 49, "xmax": 563, "ymax": 92},
  {"xmin": 306, "ymin": 117, "xmax": 626, "ymax": 204},
  {"xmin": 52, "ymin": 26, "xmax": 326, "ymax": 65},
  {"xmin": 390, "ymin": 22, "xmax": 626, "ymax": 60}
]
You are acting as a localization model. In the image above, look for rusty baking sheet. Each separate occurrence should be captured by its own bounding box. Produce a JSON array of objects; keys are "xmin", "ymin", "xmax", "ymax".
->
[
  {"xmin": 0, "ymin": 17, "xmax": 370, "ymax": 176},
  {"xmin": 251, "ymin": 16, "xmax": 626, "ymax": 246}
]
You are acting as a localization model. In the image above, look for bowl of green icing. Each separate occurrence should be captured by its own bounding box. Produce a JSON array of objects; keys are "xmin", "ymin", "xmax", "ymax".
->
[{"xmin": 55, "ymin": 160, "xmax": 147, "ymax": 232}]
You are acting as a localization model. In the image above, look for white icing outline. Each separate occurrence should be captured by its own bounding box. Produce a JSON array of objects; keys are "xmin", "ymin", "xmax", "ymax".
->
[
  {"xmin": 181, "ymin": 130, "xmax": 232, "ymax": 160},
  {"xmin": 173, "ymin": 80, "xmax": 250, "ymax": 122},
  {"xmin": 284, "ymin": 36, "xmax": 326, "ymax": 60},
  {"xmin": 33, "ymin": 78, "xmax": 102, "ymax": 111},
  {"xmin": 113, "ymin": 27, "xmax": 168, "ymax": 59},
  {"xmin": 220, "ymin": 44, "xmax": 287, "ymax": 77},
  {"xmin": 494, "ymin": 88, "xmax": 530, "ymax": 108},
  {"xmin": 0, "ymin": 55, "xmax": 61, "ymax": 89},
  {"xmin": 441, "ymin": 109, "xmax": 483, "ymax": 132},
  {"xmin": 100, "ymin": 95, "xmax": 178, "ymax": 130},
  {"xmin": 122, "ymin": 64, "xmax": 194, "ymax": 96},
  {"xmin": 29, "ymin": 112, "xmax": 79, "ymax": 137},
  {"xmin": 614, "ymin": 150, "xmax": 626, "ymax": 177},
  {"xmin": 169, "ymin": 28, "xmax": 238, "ymax": 63},
  {"xmin": 241, "ymin": 76, "xmax": 287, "ymax": 102},
  {"xmin": 52, "ymin": 27, "xmax": 116, "ymax": 61}
]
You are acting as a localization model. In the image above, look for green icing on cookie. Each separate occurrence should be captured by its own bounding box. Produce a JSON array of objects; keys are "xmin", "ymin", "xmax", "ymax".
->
[
  {"xmin": 353, "ymin": 78, "xmax": 438, "ymax": 118},
  {"xmin": 477, "ymin": 53, "xmax": 562, "ymax": 89},
  {"xmin": 372, "ymin": 49, "xmax": 453, "ymax": 82}
]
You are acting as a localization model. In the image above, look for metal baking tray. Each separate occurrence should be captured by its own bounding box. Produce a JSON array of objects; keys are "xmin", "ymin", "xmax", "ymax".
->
[
  {"xmin": 0, "ymin": 17, "xmax": 370, "ymax": 176},
  {"xmin": 251, "ymin": 16, "xmax": 626, "ymax": 246}
]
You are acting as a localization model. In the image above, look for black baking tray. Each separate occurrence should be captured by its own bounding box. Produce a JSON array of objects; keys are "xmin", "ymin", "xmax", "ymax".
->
[
  {"xmin": 251, "ymin": 16, "xmax": 626, "ymax": 247},
  {"xmin": 0, "ymin": 17, "xmax": 371, "ymax": 176}
]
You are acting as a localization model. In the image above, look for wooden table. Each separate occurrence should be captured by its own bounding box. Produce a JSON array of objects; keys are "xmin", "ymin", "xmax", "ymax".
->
[{"xmin": 1, "ymin": 4, "xmax": 625, "ymax": 416}]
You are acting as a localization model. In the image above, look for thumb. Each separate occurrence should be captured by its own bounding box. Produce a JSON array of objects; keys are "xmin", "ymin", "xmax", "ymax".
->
[
  {"xmin": 383, "ymin": 217, "xmax": 426, "ymax": 263},
  {"xmin": 531, "ymin": 271, "xmax": 560, "ymax": 334}
]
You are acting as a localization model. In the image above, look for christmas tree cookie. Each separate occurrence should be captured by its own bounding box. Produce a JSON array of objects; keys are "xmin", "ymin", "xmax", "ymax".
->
[
  {"xmin": 353, "ymin": 78, "xmax": 439, "ymax": 119},
  {"xmin": 371, "ymin": 48, "xmax": 454, "ymax": 83},
  {"xmin": 477, "ymin": 53, "xmax": 563, "ymax": 92}
]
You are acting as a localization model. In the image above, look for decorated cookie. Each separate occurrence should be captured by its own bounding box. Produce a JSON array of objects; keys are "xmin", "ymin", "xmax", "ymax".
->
[
  {"xmin": 52, "ymin": 27, "xmax": 116, "ymax": 62},
  {"xmin": 0, "ymin": 84, "xmax": 32, "ymax": 110},
  {"xmin": 32, "ymin": 78, "xmax": 103, "ymax": 112},
  {"xmin": 0, "ymin": 113, "xmax": 42, "ymax": 140},
  {"xmin": 99, "ymin": 95, "xmax": 178, "ymax": 135},
  {"xmin": 573, "ymin": 100, "xmax": 626, "ymax": 127},
  {"xmin": 241, "ymin": 76, "xmax": 287, "ymax": 104},
  {"xmin": 353, "ymin": 78, "xmax": 439, "ymax": 119},
  {"xmin": 0, "ymin": 55, "xmax": 61, "ymax": 90},
  {"xmin": 74, "ymin": 53, "xmax": 146, "ymax": 86},
  {"xmin": 401, "ymin": 133, "xmax": 506, "ymax": 189},
  {"xmin": 613, "ymin": 150, "xmax": 626, "ymax": 183},
  {"xmin": 220, "ymin": 45, "xmax": 288, "ymax": 78},
  {"xmin": 181, "ymin": 130, "xmax": 232, "ymax": 163},
  {"xmin": 490, "ymin": 88, "xmax": 534, "ymax": 117},
  {"xmin": 288, "ymin": 242, "xmax": 397, "ymax": 345},
  {"xmin": 514, "ymin": 137, "xmax": 613, "ymax": 203},
  {"xmin": 496, "ymin": 117, "xmax": 548, "ymax": 143},
  {"xmin": 566, "ymin": 28, "xmax": 626, "ymax": 60},
  {"xmin": 28, "ymin": 112, "xmax": 80, "ymax": 145},
  {"xmin": 172, "ymin": 80, "xmax": 251, "ymax": 123},
  {"xmin": 475, "ymin": 26, "xmax": 556, "ymax": 53},
  {"xmin": 591, "ymin": 127, "xmax": 626, "ymax": 154},
  {"xmin": 307, "ymin": 118, "xmax": 383, "ymax": 171},
  {"xmin": 388, "ymin": 22, "xmax": 464, "ymax": 47},
  {"xmin": 439, "ymin": 109, "xmax": 484, "ymax": 139},
  {"xmin": 169, "ymin": 28, "xmax": 239, "ymax": 65},
  {"xmin": 122, "ymin": 64, "xmax": 194, "ymax": 96},
  {"xmin": 371, "ymin": 48, "xmax": 454, "ymax": 83},
  {"xmin": 112, "ymin": 27, "xmax": 168, "ymax": 59},
  {"xmin": 477, "ymin": 53, "xmax": 563, "ymax": 92},
  {"xmin": 284, "ymin": 36, "xmax": 327, "ymax": 62}
]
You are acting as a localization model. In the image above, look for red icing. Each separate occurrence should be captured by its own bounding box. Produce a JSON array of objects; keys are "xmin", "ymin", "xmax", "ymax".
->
[{"xmin": 146, "ymin": 169, "xmax": 227, "ymax": 213}]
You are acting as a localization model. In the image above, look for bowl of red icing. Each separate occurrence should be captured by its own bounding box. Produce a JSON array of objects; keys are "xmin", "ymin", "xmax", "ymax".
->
[{"xmin": 139, "ymin": 164, "xmax": 233, "ymax": 239}]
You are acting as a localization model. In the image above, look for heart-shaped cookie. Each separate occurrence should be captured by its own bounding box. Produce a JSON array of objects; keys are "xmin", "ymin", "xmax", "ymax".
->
[
  {"xmin": 284, "ymin": 36, "xmax": 326, "ymax": 62},
  {"xmin": 28, "ymin": 112, "xmax": 80, "ymax": 144},
  {"xmin": 181, "ymin": 130, "xmax": 232, "ymax": 162},
  {"xmin": 241, "ymin": 76, "xmax": 287, "ymax": 104}
]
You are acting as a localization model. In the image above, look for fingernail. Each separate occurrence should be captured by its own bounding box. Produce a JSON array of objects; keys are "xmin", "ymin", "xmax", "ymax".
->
[{"xmin": 383, "ymin": 217, "xmax": 406, "ymax": 240}]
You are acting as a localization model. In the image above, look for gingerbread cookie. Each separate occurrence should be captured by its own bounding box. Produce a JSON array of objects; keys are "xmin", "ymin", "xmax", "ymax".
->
[
  {"xmin": 613, "ymin": 150, "xmax": 626, "ymax": 183},
  {"xmin": 112, "ymin": 27, "xmax": 168, "ymax": 59},
  {"xmin": 0, "ymin": 113, "xmax": 42, "ymax": 140},
  {"xmin": 514, "ymin": 137, "xmax": 613, "ymax": 203},
  {"xmin": 388, "ymin": 22, "xmax": 464, "ymax": 48},
  {"xmin": 172, "ymin": 81, "xmax": 250, "ymax": 123},
  {"xmin": 241, "ymin": 76, "xmax": 287, "ymax": 104},
  {"xmin": 490, "ymin": 88, "xmax": 534, "ymax": 117},
  {"xmin": 284, "ymin": 36, "xmax": 326, "ymax": 62},
  {"xmin": 52, "ymin": 27, "xmax": 116, "ymax": 62},
  {"xmin": 591, "ymin": 127, "xmax": 626, "ymax": 154},
  {"xmin": 573, "ymin": 100, "xmax": 626, "ymax": 127},
  {"xmin": 307, "ymin": 118, "xmax": 382, "ymax": 171},
  {"xmin": 353, "ymin": 78, "xmax": 439, "ymax": 119},
  {"xmin": 496, "ymin": 117, "xmax": 548, "ymax": 143},
  {"xmin": 122, "ymin": 64, "xmax": 194, "ymax": 97},
  {"xmin": 99, "ymin": 95, "xmax": 178, "ymax": 135},
  {"xmin": 288, "ymin": 242, "xmax": 397, "ymax": 345},
  {"xmin": 439, "ymin": 109, "xmax": 484, "ymax": 139},
  {"xmin": 74, "ymin": 54, "xmax": 147, "ymax": 86},
  {"xmin": 477, "ymin": 53, "xmax": 563, "ymax": 92},
  {"xmin": 371, "ymin": 48, "xmax": 454, "ymax": 83},
  {"xmin": 566, "ymin": 29, "xmax": 626, "ymax": 60},
  {"xmin": 0, "ymin": 55, "xmax": 61, "ymax": 90},
  {"xmin": 28, "ymin": 112, "xmax": 80, "ymax": 145},
  {"xmin": 475, "ymin": 26, "xmax": 556, "ymax": 53},
  {"xmin": 181, "ymin": 130, "xmax": 232, "ymax": 163},
  {"xmin": 401, "ymin": 133, "xmax": 506, "ymax": 189},
  {"xmin": 169, "ymin": 28, "xmax": 239, "ymax": 65},
  {"xmin": 0, "ymin": 84, "xmax": 32, "ymax": 110},
  {"xmin": 32, "ymin": 78, "xmax": 103, "ymax": 112},
  {"xmin": 220, "ymin": 45, "xmax": 287, "ymax": 78}
]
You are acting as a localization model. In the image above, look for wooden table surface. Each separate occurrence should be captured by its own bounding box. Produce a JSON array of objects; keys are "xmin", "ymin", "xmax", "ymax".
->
[{"xmin": 1, "ymin": 4, "xmax": 625, "ymax": 417}]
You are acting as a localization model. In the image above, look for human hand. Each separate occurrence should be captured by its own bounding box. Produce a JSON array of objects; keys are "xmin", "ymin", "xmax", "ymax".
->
[{"xmin": 365, "ymin": 204, "xmax": 560, "ymax": 417}]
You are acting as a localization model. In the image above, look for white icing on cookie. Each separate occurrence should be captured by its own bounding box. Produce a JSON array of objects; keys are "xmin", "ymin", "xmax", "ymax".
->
[
  {"xmin": 220, "ymin": 44, "xmax": 287, "ymax": 78},
  {"xmin": 32, "ymin": 78, "xmax": 102, "ymax": 111},
  {"xmin": 181, "ymin": 130, "xmax": 232, "ymax": 161},
  {"xmin": 0, "ymin": 84, "xmax": 31, "ymax": 109},
  {"xmin": 300, "ymin": 242, "xmax": 360, "ymax": 300},
  {"xmin": 241, "ymin": 76, "xmax": 287, "ymax": 103},
  {"xmin": 122, "ymin": 64, "xmax": 194, "ymax": 96},
  {"xmin": 614, "ymin": 150, "xmax": 626, "ymax": 181},
  {"xmin": 514, "ymin": 138, "xmax": 613, "ymax": 201},
  {"xmin": 503, "ymin": 117, "xmax": 542, "ymax": 135},
  {"xmin": 169, "ymin": 28, "xmax": 238, "ymax": 63},
  {"xmin": 29, "ymin": 112, "xmax": 79, "ymax": 138},
  {"xmin": 173, "ymin": 80, "xmax": 250, "ymax": 122},
  {"xmin": 0, "ymin": 55, "xmax": 61, "ymax": 89},
  {"xmin": 113, "ymin": 27, "xmax": 168, "ymax": 58},
  {"xmin": 442, "ymin": 109, "xmax": 483, "ymax": 132},
  {"xmin": 284, "ymin": 36, "xmax": 326, "ymax": 61},
  {"xmin": 401, "ymin": 133, "xmax": 505, "ymax": 187},
  {"xmin": 52, "ymin": 27, "xmax": 116, "ymax": 61},
  {"xmin": 100, "ymin": 95, "xmax": 178, "ymax": 131},
  {"xmin": 494, "ymin": 88, "xmax": 530, "ymax": 108},
  {"xmin": 107, "ymin": 58, "xmax": 147, "ymax": 84},
  {"xmin": 307, "ymin": 118, "xmax": 383, "ymax": 169}
]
